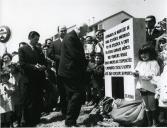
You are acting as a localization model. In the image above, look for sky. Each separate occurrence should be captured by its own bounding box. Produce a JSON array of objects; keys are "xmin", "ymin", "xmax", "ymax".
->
[{"xmin": 0, "ymin": 0, "xmax": 167, "ymax": 56}]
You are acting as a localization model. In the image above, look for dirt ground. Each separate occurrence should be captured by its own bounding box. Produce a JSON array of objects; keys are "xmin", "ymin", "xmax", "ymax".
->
[
  {"xmin": 34, "ymin": 104, "xmax": 167, "ymax": 127},
  {"xmin": 36, "ymin": 105, "xmax": 92, "ymax": 127}
]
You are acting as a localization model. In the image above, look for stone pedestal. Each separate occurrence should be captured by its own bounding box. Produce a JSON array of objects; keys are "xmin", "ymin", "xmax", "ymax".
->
[{"xmin": 104, "ymin": 18, "xmax": 146, "ymax": 100}]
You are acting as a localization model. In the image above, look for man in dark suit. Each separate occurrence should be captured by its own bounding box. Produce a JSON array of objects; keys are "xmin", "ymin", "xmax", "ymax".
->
[
  {"xmin": 58, "ymin": 23, "xmax": 88, "ymax": 127},
  {"xmin": 0, "ymin": 56, "xmax": 2, "ymax": 69},
  {"xmin": 0, "ymin": 56, "xmax": 2, "ymax": 82},
  {"xmin": 145, "ymin": 15, "xmax": 163, "ymax": 47},
  {"xmin": 49, "ymin": 26, "xmax": 67, "ymax": 115},
  {"xmin": 44, "ymin": 38, "xmax": 53, "ymax": 58},
  {"xmin": 18, "ymin": 31, "xmax": 47, "ymax": 126}
]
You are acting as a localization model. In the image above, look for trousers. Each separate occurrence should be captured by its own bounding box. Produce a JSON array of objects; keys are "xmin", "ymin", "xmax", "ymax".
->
[{"xmin": 60, "ymin": 76, "xmax": 85, "ymax": 126}]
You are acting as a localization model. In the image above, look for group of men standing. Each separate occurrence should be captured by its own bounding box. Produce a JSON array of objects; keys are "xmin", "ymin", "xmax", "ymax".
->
[
  {"xmin": 18, "ymin": 15, "xmax": 163, "ymax": 126},
  {"xmin": 18, "ymin": 23, "xmax": 89, "ymax": 127}
]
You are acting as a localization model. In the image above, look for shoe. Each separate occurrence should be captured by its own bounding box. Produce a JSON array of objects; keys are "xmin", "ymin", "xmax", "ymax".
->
[
  {"xmin": 60, "ymin": 113, "xmax": 66, "ymax": 120},
  {"xmin": 13, "ymin": 121, "xmax": 19, "ymax": 127},
  {"xmin": 71, "ymin": 124, "xmax": 79, "ymax": 127},
  {"xmin": 152, "ymin": 119, "xmax": 158, "ymax": 127},
  {"xmin": 65, "ymin": 124, "xmax": 79, "ymax": 127}
]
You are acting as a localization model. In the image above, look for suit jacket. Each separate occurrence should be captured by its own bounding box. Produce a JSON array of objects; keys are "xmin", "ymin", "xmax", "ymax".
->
[
  {"xmin": 58, "ymin": 30, "xmax": 87, "ymax": 79},
  {"xmin": 0, "ymin": 58, "xmax": 2, "ymax": 70},
  {"xmin": 18, "ymin": 44, "xmax": 46, "ymax": 81},
  {"xmin": 146, "ymin": 28, "xmax": 163, "ymax": 42},
  {"xmin": 49, "ymin": 38, "xmax": 62, "ymax": 72}
]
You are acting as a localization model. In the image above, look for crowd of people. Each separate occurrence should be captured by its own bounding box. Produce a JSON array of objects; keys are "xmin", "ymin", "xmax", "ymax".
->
[
  {"xmin": 133, "ymin": 15, "xmax": 166, "ymax": 127},
  {"xmin": 0, "ymin": 15, "xmax": 166, "ymax": 127}
]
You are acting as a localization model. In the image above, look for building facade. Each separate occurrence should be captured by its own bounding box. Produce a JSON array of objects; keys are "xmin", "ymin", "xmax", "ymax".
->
[
  {"xmin": 47, "ymin": 11, "xmax": 133, "ymax": 41},
  {"xmin": 87, "ymin": 11, "xmax": 133, "ymax": 37}
]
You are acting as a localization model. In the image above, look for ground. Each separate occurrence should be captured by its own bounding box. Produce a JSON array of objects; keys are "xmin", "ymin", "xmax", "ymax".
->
[{"xmin": 36, "ymin": 105, "xmax": 92, "ymax": 127}]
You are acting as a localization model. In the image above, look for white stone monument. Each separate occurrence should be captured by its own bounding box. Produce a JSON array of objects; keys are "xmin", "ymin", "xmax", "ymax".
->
[{"xmin": 104, "ymin": 18, "xmax": 146, "ymax": 101}]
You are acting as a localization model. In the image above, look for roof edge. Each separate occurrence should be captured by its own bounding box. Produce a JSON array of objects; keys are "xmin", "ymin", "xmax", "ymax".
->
[{"xmin": 89, "ymin": 10, "xmax": 134, "ymax": 27}]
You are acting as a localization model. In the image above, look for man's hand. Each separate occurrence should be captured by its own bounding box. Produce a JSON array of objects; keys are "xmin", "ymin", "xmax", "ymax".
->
[{"xmin": 35, "ymin": 63, "xmax": 46, "ymax": 71}]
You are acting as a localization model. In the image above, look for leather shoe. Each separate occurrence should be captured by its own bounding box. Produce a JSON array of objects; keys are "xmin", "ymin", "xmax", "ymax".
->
[{"xmin": 65, "ymin": 124, "xmax": 79, "ymax": 127}]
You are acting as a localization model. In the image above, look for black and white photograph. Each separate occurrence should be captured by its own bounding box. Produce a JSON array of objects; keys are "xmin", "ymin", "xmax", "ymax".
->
[{"xmin": 0, "ymin": 0, "xmax": 167, "ymax": 127}]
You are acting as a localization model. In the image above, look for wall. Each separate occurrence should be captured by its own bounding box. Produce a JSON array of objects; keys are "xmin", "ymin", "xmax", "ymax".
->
[{"xmin": 100, "ymin": 13, "xmax": 133, "ymax": 30}]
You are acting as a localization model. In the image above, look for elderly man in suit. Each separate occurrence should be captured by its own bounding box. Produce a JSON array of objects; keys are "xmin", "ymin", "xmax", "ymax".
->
[
  {"xmin": 18, "ymin": 31, "xmax": 47, "ymax": 126},
  {"xmin": 49, "ymin": 26, "xmax": 67, "ymax": 115},
  {"xmin": 58, "ymin": 23, "xmax": 88, "ymax": 127}
]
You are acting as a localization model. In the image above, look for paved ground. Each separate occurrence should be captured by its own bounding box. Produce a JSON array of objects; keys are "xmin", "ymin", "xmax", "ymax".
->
[
  {"xmin": 36, "ymin": 105, "xmax": 92, "ymax": 127},
  {"xmin": 36, "ymin": 105, "xmax": 167, "ymax": 127}
]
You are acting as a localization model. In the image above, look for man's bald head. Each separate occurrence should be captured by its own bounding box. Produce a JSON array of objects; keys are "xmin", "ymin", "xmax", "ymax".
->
[
  {"xmin": 75, "ymin": 23, "xmax": 88, "ymax": 38},
  {"xmin": 59, "ymin": 25, "xmax": 67, "ymax": 39}
]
